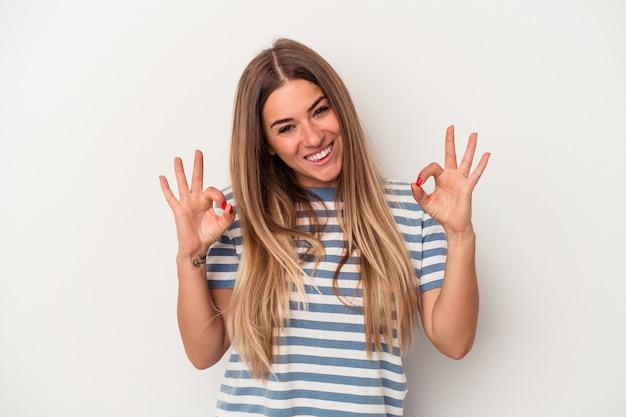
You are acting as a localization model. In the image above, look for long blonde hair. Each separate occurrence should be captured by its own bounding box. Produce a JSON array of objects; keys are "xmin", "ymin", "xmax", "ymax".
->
[{"xmin": 229, "ymin": 38, "xmax": 419, "ymax": 379}]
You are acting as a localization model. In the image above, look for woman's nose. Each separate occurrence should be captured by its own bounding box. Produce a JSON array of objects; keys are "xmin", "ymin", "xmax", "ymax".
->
[{"xmin": 302, "ymin": 122, "xmax": 324, "ymax": 147}]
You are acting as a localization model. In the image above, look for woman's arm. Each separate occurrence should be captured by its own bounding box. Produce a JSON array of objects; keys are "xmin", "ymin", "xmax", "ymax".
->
[
  {"xmin": 420, "ymin": 228, "xmax": 478, "ymax": 359},
  {"xmin": 176, "ymin": 252, "xmax": 233, "ymax": 368},
  {"xmin": 412, "ymin": 126, "xmax": 489, "ymax": 358},
  {"xmin": 160, "ymin": 150, "xmax": 236, "ymax": 368}
]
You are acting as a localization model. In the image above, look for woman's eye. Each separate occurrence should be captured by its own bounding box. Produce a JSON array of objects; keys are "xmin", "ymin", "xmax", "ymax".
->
[
  {"xmin": 278, "ymin": 125, "xmax": 293, "ymax": 134},
  {"xmin": 314, "ymin": 106, "xmax": 329, "ymax": 116}
]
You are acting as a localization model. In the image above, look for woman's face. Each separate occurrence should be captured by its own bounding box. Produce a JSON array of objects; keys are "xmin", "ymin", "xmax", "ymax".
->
[{"xmin": 262, "ymin": 79, "xmax": 343, "ymax": 188}]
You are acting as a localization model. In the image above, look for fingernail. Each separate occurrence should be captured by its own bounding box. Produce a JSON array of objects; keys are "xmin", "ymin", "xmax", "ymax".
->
[
  {"xmin": 416, "ymin": 177, "xmax": 423, "ymax": 187},
  {"xmin": 229, "ymin": 206, "xmax": 233, "ymax": 214},
  {"xmin": 220, "ymin": 201, "xmax": 227, "ymax": 210}
]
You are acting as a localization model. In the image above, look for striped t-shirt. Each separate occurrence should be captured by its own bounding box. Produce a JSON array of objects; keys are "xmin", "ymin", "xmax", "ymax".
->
[{"xmin": 206, "ymin": 180, "xmax": 447, "ymax": 416}]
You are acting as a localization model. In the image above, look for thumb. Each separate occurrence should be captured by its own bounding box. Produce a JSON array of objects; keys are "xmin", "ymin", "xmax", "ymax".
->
[
  {"xmin": 411, "ymin": 181, "xmax": 428, "ymax": 206},
  {"xmin": 217, "ymin": 203, "xmax": 236, "ymax": 230}
]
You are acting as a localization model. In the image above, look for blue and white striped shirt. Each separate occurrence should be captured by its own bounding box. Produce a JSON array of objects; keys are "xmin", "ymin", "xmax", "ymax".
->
[{"xmin": 206, "ymin": 180, "xmax": 447, "ymax": 416}]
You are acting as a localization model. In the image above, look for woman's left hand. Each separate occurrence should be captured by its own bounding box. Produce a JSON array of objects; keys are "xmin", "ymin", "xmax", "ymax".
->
[{"xmin": 411, "ymin": 125, "xmax": 490, "ymax": 235}]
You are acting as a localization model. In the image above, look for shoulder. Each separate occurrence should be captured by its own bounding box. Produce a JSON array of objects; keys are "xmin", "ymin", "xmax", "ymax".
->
[
  {"xmin": 382, "ymin": 179, "xmax": 422, "ymax": 213},
  {"xmin": 381, "ymin": 179, "xmax": 442, "ymax": 229},
  {"xmin": 221, "ymin": 185, "xmax": 234, "ymax": 203},
  {"xmin": 382, "ymin": 179, "xmax": 413, "ymax": 199}
]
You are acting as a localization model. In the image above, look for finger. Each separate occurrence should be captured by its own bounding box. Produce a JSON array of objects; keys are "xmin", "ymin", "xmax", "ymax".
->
[
  {"xmin": 415, "ymin": 162, "xmax": 445, "ymax": 187},
  {"xmin": 444, "ymin": 125, "xmax": 457, "ymax": 170},
  {"xmin": 173, "ymin": 157, "xmax": 191, "ymax": 197},
  {"xmin": 459, "ymin": 132, "xmax": 478, "ymax": 177},
  {"xmin": 191, "ymin": 150, "xmax": 204, "ymax": 194},
  {"xmin": 159, "ymin": 175, "xmax": 180, "ymax": 209},
  {"xmin": 207, "ymin": 202, "xmax": 236, "ymax": 240},
  {"xmin": 410, "ymin": 181, "xmax": 429, "ymax": 207},
  {"xmin": 221, "ymin": 202, "xmax": 236, "ymax": 222},
  {"xmin": 468, "ymin": 152, "xmax": 491, "ymax": 186},
  {"xmin": 202, "ymin": 186, "xmax": 227, "ymax": 208}
]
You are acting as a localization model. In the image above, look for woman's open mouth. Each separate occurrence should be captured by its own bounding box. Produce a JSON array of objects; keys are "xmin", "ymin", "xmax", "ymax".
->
[{"xmin": 305, "ymin": 142, "xmax": 334, "ymax": 162}]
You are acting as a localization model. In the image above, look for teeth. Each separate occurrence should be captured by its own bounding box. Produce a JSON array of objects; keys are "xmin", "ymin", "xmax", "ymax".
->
[{"xmin": 306, "ymin": 143, "xmax": 333, "ymax": 162}]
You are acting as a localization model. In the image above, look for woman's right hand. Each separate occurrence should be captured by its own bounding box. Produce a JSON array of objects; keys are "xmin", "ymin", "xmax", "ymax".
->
[{"xmin": 159, "ymin": 150, "xmax": 235, "ymax": 257}]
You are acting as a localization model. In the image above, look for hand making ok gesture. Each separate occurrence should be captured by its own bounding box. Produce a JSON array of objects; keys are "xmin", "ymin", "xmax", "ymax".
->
[
  {"xmin": 411, "ymin": 125, "xmax": 490, "ymax": 236},
  {"xmin": 159, "ymin": 150, "xmax": 235, "ymax": 257}
]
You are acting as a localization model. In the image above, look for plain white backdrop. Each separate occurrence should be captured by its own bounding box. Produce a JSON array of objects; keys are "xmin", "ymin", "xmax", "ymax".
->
[{"xmin": 1, "ymin": 1, "xmax": 625, "ymax": 416}]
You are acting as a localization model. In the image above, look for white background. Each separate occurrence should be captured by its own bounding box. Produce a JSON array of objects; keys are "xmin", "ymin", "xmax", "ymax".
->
[{"xmin": 1, "ymin": 1, "xmax": 625, "ymax": 416}]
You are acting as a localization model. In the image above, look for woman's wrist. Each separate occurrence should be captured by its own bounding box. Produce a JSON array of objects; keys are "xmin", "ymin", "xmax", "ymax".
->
[
  {"xmin": 176, "ymin": 249, "xmax": 209, "ymax": 269},
  {"xmin": 443, "ymin": 225, "xmax": 476, "ymax": 246}
]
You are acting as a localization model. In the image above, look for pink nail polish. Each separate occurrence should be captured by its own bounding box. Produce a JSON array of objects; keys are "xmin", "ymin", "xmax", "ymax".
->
[
  {"xmin": 416, "ymin": 177, "xmax": 423, "ymax": 187},
  {"xmin": 220, "ymin": 201, "xmax": 227, "ymax": 210}
]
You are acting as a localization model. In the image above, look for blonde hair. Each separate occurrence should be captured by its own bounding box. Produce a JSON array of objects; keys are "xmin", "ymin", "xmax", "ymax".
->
[{"xmin": 229, "ymin": 38, "xmax": 418, "ymax": 379}]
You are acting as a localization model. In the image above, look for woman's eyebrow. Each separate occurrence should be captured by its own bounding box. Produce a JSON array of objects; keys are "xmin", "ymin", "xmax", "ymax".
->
[
  {"xmin": 270, "ymin": 117, "xmax": 294, "ymax": 128},
  {"xmin": 307, "ymin": 96, "xmax": 326, "ymax": 112},
  {"xmin": 269, "ymin": 96, "xmax": 327, "ymax": 129}
]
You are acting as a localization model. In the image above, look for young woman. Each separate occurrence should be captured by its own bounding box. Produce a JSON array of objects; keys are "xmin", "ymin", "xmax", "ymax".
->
[{"xmin": 159, "ymin": 38, "xmax": 489, "ymax": 416}]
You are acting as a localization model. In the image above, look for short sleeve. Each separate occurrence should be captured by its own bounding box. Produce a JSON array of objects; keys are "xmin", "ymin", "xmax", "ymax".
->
[
  {"xmin": 206, "ymin": 189, "xmax": 242, "ymax": 289},
  {"xmin": 418, "ymin": 216, "xmax": 447, "ymax": 292},
  {"xmin": 384, "ymin": 180, "xmax": 447, "ymax": 293}
]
